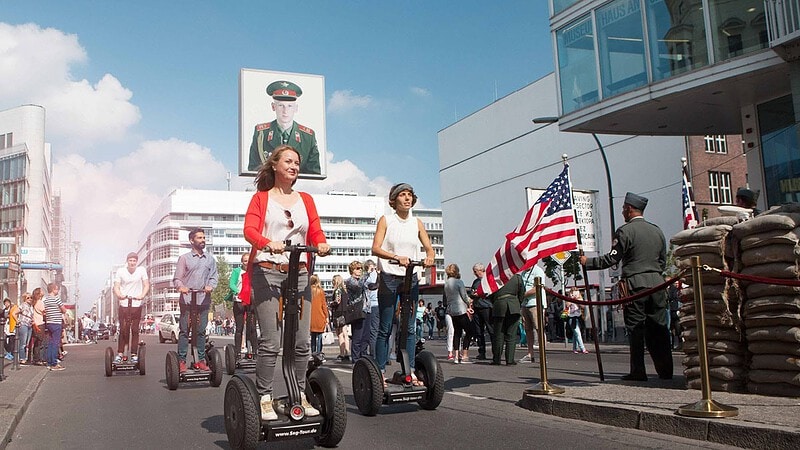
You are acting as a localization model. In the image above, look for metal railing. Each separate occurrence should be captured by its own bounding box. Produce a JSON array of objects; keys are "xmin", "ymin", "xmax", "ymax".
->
[{"xmin": 766, "ymin": 0, "xmax": 800, "ymax": 46}]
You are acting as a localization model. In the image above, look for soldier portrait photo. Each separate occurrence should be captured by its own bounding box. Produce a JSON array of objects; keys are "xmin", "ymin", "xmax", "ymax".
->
[{"xmin": 239, "ymin": 69, "xmax": 327, "ymax": 179}]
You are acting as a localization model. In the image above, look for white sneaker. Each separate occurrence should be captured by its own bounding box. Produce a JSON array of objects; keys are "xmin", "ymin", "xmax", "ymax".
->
[
  {"xmin": 301, "ymin": 393, "xmax": 320, "ymax": 417},
  {"xmin": 520, "ymin": 354, "xmax": 533, "ymax": 363},
  {"xmin": 260, "ymin": 395, "xmax": 278, "ymax": 421},
  {"xmin": 532, "ymin": 344, "xmax": 540, "ymax": 350}
]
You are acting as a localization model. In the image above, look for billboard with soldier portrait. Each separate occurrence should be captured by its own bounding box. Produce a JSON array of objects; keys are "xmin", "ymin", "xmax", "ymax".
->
[{"xmin": 239, "ymin": 68, "xmax": 327, "ymax": 179}]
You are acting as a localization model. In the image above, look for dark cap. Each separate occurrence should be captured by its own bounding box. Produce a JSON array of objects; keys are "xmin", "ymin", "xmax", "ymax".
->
[
  {"xmin": 736, "ymin": 187, "xmax": 757, "ymax": 203},
  {"xmin": 266, "ymin": 80, "xmax": 302, "ymax": 101},
  {"xmin": 126, "ymin": 252, "xmax": 138, "ymax": 260},
  {"xmin": 624, "ymin": 192, "xmax": 648, "ymax": 211}
]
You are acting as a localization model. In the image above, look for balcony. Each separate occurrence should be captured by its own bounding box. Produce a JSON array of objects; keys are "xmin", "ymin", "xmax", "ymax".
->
[{"xmin": 766, "ymin": 0, "xmax": 800, "ymax": 60}]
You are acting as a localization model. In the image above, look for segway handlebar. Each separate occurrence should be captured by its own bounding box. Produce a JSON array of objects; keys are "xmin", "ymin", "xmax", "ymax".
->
[
  {"xmin": 281, "ymin": 243, "xmax": 319, "ymax": 254},
  {"xmin": 388, "ymin": 259, "xmax": 426, "ymax": 268}
]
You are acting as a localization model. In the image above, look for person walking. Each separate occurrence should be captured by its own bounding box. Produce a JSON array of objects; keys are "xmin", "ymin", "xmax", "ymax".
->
[
  {"xmin": 566, "ymin": 288, "xmax": 588, "ymax": 354},
  {"xmin": 519, "ymin": 264, "xmax": 546, "ymax": 363},
  {"xmin": 309, "ymin": 274, "xmax": 329, "ymax": 359},
  {"xmin": 330, "ymin": 274, "xmax": 350, "ymax": 363},
  {"xmin": 43, "ymin": 283, "xmax": 67, "ymax": 371},
  {"xmin": 468, "ymin": 263, "xmax": 494, "ymax": 360},
  {"xmin": 345, "ymin": 260, "xmax": 371, "ymax": 363},
  {"xmin": 444, "ymin": 264, "xmax": 473, "ymax": 364},
  {"xmin": 580, "ymin": 192, "xmax": 672, "ymax": 381}
]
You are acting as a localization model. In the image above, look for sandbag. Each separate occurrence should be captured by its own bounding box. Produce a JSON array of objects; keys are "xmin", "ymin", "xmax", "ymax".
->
[
  {"xmin": 671, "ymin": 225, "xmax": 732, "ymax": 245},
  {"xmin": 743, "ymin": 312, "xmax": 800, "ymax": 328},
  {"xmin": 760, "ymin": 203, "xmax": 800, "ymax": 216},
  {"xmin": 750, "ymin": 354, "xmax": 800, "ymax": 371},
  {"xmin": 740, "ymin": 262, "xmax": 800, "ymax": 279},
  {"xmin": 740, "ymin": 227, "xmax": 800, "ymax": 250},
  {"xmin": 685, "ymin": 365, "xmax": 746, "ymax": 381},
  {"xmin": 703, "ymin": 217, "xmax": 741, "ymax": 227},
  {"xmin": 746, "ymin": 326, "xmax": 800, "ymax": 343},
  {"xmin": 743, "ymin": 296, "xmax": 800, "ymax": 314},
  {"xmin": 741, "ymin": 244, "xmax": 800, "ymax": 266},
  {"xmin": 682, "ymin": 339, "xmax": 744, "ymax": 354},
  {"xmin": 732, "ymin": 213, "xmax": 800, "ymax": 239},
  {"xmin": 679, "ymin": 312, "xmax": 735, "ymax": 328},
  {"xmin": 683, "ymin": 272, "xmax": 726, "ymax": 286},
  {"xmin": 676, "ymin": 253, "xmax": 724, "ymax": 271},
  {"xmin": 746, "ymin": 382, "xmax": 800, "ymax": 397},
  {"xmin": 683, "ymin": 353, "xmax": 744, "ymax": 367},
  {"xmin": 687, "ymin": 377, "xmax": 745, "ymax": 392},
  {"xmin": 749, "ymin": 369, "xmax": 800, "ymax": 385},
  {"xmin": 746, "ymin": 284, "xmax": 800, "ymax": 298},
  {"xmin": 749, "ymin": 341, "xmax": 800, "ymax": 356},
  {"xmin": 681, "ymin": 285, "xmax": 727, "ymax": 299},
  {"xmin": 681, "ymin": 326, "xmax": 742, "ymax": 342},
  {"xmin": 673, "ymin": 241, "xmax": 725, "ymax": 257}
]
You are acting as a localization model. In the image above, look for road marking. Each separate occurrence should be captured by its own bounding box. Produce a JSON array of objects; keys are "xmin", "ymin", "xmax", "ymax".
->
[
  {"xmin": 447, "ymin": 391, "xmax": 488, "ymax": 400},
  {"xmin": 330, "ymin": 367, "xmax": 352, "ymax": 374}
]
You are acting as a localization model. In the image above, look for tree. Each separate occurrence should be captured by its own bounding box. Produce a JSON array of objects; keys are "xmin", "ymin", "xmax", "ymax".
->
[{"xmin": 213, "ymin": 256, "xmax": 232, "ymax": 307}]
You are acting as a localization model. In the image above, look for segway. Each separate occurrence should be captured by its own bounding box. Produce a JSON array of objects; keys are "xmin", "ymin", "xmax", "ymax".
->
[
  {"xmin": 225, "ymin": 306, "xmax": 258, "ymax": 375},
  {"xmin": 224, "ymin": 243, "xmax": 346, "ymax": 449},
  {"xmin": 165, "ymin": 289, "xmax": 223, "ymax": 390},
  {"xmin": 105, "ymin": 296, "xmax": 146, "ymax": 376},
  {"xmin": 352, "ymin": 260, "xmax": 444, "ymax": 416}
]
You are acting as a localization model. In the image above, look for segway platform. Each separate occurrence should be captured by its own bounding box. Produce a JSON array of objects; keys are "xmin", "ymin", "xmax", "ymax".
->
[
  {"xmin": 104, "ymin": 342, "xmax": 146, "ymax": 376},
  {"xmin": 225, "ymin": 343, "xmax": 257, "ymax": 375}
]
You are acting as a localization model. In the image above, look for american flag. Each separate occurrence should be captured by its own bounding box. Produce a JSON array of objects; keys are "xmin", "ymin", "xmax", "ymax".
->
[
  {"xmin": 479, "ymin": 164, "xmax": 578, "ymax": 295},
  {"xmin": 682, "ymin": 161, "xmax": 698, "ymax": 229}
]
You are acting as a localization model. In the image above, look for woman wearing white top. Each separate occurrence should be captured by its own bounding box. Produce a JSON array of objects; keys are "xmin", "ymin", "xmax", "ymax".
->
[{"xmin": 371, "ymin": 183, "xmax": 435, "ymax": 385}]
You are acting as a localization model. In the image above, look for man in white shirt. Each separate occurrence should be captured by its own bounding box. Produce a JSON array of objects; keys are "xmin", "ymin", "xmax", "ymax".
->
[{"xmin": 113, "ymin": 252, "xmax": 150, "ymax": 363}]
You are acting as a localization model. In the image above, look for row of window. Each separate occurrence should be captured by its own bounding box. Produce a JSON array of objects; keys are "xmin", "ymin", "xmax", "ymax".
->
[
  {"xmin": 0, "ymin": 133, "xmax": 12, "ymax": 150},
  {"xmin": 0, "ymin": 181, "xmax": 26, "ymax": 206},
  {"xmin": 321, "ymin": 217, "xmax": 376, "ymax": 225},
  {"xmin": 708, "ymin": 171, "xmax": 732, "ymax": 204},
  {"xmin": 0, "ymin": 155, "xmax": 26, "ymax": 182},
  {"xmin": 704, "ymin": 135, "xmax": 728, "ymax": 154}
]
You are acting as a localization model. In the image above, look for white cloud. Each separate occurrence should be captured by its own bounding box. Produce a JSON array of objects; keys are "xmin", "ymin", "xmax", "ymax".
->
[
  {"xmin": 0, "ymin": 22, "xmax": 140, "ymax": 152},
  {"xmin": 295, "ymin": 150, "xmax": 395, "ymax": 201},
  {"xmin": 410, "ymin": 86, "xmax": 431, "ymax": 97},
  {"xmin": 327, "ymin": 89, "xmax": 374, "ymax": 113}
]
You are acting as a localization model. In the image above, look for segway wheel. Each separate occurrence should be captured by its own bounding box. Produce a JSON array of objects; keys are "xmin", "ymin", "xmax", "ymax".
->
[
  {"xmin": 224, "ymin": 376, "xmax": 261, "ymax": 450},
  {"xmin": 209, "ymin": 347, "xmax": 224, "ymax": 387},
  {"xmin": 225, "ymin": 344, "xmax": 236, "ymax": 375},
  {"xmin": 104, "ymin": 347, "xmax": 114, "ymax": 377},
  {"xmin": 307, "ymin": 367, "xmax": 347, "ymax": 447},
  {"xmin": 352, "ymin": 358, "xmax": 383, "ymax": 416},
  {"xmin": 166, "ymin": 351, "xmax": 180, "ymax": 390},
  {"xmin": 415, "ymin": 350, "xmax": 444, "ymax": 410},
  {"xmin": 137, "ymin": 342, "xmax": 146, "ymax": 376}
]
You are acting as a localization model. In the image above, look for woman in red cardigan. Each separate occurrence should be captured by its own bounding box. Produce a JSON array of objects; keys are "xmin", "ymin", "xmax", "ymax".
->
[{"xmin": 243, "ymin": 144, "xmax": 331, "ymax": 422}]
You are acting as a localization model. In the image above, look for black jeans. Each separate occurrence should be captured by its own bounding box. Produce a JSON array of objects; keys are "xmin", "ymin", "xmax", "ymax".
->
[
  {"xmin": 471, "ymin": 307, "xmax": 493, "ymax": 356},
  {"xmin": 233, "ymin": 301, "xmax": 258, "ymax": 355},
  {"xmin": 451, "ymin": 313, "xmax": 471, "ymax": 352},
  {"xmin": 117, "ymin": 306, "xmax": 142, "ymax": 355}
]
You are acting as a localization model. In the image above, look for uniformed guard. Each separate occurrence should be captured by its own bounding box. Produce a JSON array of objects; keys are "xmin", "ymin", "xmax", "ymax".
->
[
  {"xmin": 489, "ymin": 273, "xmax": 525, "ymax": 366},
  {"xmin": 735, "ymin": 187, "xmax": 761, "ymax": 216},
  {"xmin": 579, "ymin": 192, "xmax": 672, "ymax": 381},
  {"xmin": 248, "ymin": 80, "xmax": 321, "ymax": 175}
]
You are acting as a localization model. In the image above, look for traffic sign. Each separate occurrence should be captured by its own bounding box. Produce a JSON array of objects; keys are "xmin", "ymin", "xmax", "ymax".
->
[{"xmin": 552, "ymin": 251, "xmax": 571, "ymax": 265}]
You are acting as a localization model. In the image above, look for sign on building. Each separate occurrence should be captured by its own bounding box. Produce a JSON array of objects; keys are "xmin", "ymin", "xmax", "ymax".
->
[
  {"xmin": 525, "ymin": 187, "xmax": 599, "ymax": 253},
  {"xmin": 20, "ymin": 246, "xmax": 47, "ymax": 263}
]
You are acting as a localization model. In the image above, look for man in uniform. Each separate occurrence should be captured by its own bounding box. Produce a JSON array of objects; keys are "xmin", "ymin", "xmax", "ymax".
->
[
  {"xmin": 247, "ymin": 80, "xmax": 321, "ymax": 175},
  {"xmin": 580, "ymin": 192, "xmax": 672, "ymax": 381},
  {"xmin": 489, "ymin": 273, "xmax": 525, "ymax": 366},
  {"xmin": 735, "ymin": 187, "xmax": 761, "ymax": 216}
]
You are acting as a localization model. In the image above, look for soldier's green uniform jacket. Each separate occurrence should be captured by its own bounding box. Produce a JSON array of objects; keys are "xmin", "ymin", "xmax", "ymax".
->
[
  {"xmin": 585, "ymin": 216, "xmax": 666, "ymax": 290},
  {"xmin": 247, "ymin": 120, "xmax": 321, "ymax": 174},
  {"xmin": 491, "ymin": 273, "xmax": 525, "ymax": 317}
]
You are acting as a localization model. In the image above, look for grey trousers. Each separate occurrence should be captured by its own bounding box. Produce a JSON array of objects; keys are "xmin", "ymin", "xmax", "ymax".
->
[{"xmin": 251, "ymin": 265, "xmax": 311, "ymax": 396}]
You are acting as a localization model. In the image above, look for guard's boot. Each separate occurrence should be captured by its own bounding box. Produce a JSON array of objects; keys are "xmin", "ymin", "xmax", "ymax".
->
[{"xmin": 622, "ymin": 328, "xmax": 648, "ymax": 381}]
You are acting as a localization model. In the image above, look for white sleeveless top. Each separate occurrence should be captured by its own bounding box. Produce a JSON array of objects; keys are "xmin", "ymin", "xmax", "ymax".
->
[
  {"xmin": 378, "ymin": 211, "xmax": 421, "ymax": 276},
  {"xmin": 254, "ymin": 198, "xmax": 308, "ymax": 265}
]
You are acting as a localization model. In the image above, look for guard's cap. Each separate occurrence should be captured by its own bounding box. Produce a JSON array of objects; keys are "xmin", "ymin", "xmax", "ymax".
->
[
  {"xmin": 736, "ymin": 188, "xmax": 757, "ymax": 203},
  {"xmin": 126, "ymin": 252, "xmax": 138, "ymax": 260},
  {"xmin": 624, "ymin": 192, "xmax": 648, "ymax": 211},
  {"xmin": 267, "ymin": 80, "xmax": 302, "ymax": 101}
]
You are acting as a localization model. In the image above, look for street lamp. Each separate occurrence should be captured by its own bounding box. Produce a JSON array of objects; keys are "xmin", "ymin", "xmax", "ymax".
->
[{"xmin": 532, "ymin": 117, "xmax": 617, "ymax": 234}]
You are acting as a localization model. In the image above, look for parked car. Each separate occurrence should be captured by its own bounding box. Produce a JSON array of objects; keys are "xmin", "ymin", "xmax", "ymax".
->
[
  {"xmin": 158, "ymin": 311, "xmax": 181, "ymax": 344},
  {"xmin": 96, "ymin": 322, "xmax": 111, "ymax": 340}
]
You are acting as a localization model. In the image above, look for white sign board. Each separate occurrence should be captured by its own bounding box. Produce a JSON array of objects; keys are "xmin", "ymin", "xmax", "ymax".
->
[
  {"xmin": 525, "ymin": 188, "xmax": 598, "ymax": 253},
  {"xmin": 20, "ymin": 246, "xmax": 47, "ymax": 263}
]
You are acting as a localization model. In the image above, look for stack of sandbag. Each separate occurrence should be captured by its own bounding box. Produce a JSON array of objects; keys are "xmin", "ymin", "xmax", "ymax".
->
[
  {"xmin": 671, "ymin": 217, "xmax": 746, "ymax": 392},
  {"xmin": 731, "ymin": 206, "xmax": 800, "ymax": 397}
]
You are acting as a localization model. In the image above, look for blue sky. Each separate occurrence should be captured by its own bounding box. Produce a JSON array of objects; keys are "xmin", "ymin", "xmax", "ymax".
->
[{"xmin": 0, "ymin": 1, "xmax": 554, "ymax": 308}]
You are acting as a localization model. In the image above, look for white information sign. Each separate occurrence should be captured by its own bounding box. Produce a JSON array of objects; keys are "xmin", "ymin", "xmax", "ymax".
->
[
  {"xmin": 20, "ymin": 246, "xmax": 47, "ymax": 263},
  {"xmin": 525, "ymin": 187, "xmax": 598, "ymax": 253}
]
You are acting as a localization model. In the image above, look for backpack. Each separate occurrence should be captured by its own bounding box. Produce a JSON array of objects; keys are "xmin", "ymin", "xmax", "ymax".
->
[{"xmin": 436, "ymin": 306, "xmax": 446, "ymax": 320}]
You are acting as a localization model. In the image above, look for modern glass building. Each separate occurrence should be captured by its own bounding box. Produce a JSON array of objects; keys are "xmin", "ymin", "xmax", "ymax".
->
[{"xmin": 548, "ymin": 0, "xmax": 799, "ymax": 209}]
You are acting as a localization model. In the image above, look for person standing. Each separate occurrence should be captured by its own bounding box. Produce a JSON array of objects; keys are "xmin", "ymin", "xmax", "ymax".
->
[
  {"xmin": 113, "ymin": 252, "xmax": 150, "ymax": 364},
  {"xmin": 364, "ymin": 259, "xmax": 379, "ymax": 356},
  {"xmin": 566, "ymin": 288, "xmax": 589, "ymax": 354},
  {"xmin": 29, "ymin": 288, "xmax": 46, "ymax": 365},
  {"xmin": 173, "ymin": 228, "xmax": 218, "ymax": 374},
  {"xmin": 372, "ymin": 183, "xmax": 435, "ymax": 386},
  {"xmin": 15, "ymin": 293, "xmax": 34, "ymax": 363},
  {"xmin": 519, "ymin": 264, "xmax": 547, "ymax": 363},
  {"xmin": 345, "ymin": 260, "xmax": 370, "ymax": 363},
  {"xmin": 309, "ymin": 275, "xmax": 329, "ymax": 358},
  {"xmin": 243, "ymin": 144, "xmax": 331, "ymax": 421},
  {"xmin": 231, "ymin": 252, "xmax": 257, "ymax": 359},
  {"xmin": 43, "ymin": 283, "xmax": 67, "ymax": 371},
  {"xmin": 490, "ymin": 273, "xmax": 525, "ymax": 366},
  {"xmin": 445, "ymin": 264, "xmax": 473, "ymax": 364},
  {"xmin": 330, "ymin": 274, "xmax": 350, "ymax": 362},
  {"xmin": 468, "ymin": 263, "xmax": 494, "ymax": 360},
  {"xmin": 580, "ymin": 192, "xmax": 672, "ymax": 381},
  {"xmin": 248, "ymin": 80, "xmax": 321, "ymax": 174}
]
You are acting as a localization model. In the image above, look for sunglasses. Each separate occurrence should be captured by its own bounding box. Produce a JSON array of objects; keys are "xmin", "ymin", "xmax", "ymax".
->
[{"xmin": 284, "ymin": 210, "xmax": 294, "ymax": 228}]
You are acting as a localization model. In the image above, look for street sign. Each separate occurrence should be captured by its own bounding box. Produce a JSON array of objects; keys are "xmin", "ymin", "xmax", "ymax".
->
[
  {"xmin": 7, "ymin": 260, "xmax": 19, "ymax": 273},
  {"xmin": 552, "ymin": 251, "xmax": 571, "ymax": 265}
]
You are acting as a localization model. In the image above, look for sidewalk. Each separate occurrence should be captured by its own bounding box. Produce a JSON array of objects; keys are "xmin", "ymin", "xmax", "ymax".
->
[
  {"xmin": 0, "ymin": 361, "xmax": 48, "ymax": 450},
  {"xmin": 518, "ymin": 360, "xmax": 800, "ymax": 449}
]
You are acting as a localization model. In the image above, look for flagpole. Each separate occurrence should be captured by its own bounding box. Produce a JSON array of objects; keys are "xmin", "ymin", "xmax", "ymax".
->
[{"xmin": 563, "ymin": 154, "xmax": 605, "ymax": 382}]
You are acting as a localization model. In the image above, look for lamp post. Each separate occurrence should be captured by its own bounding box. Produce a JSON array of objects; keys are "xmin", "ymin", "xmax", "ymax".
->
[
  {"xmin": 532, "ymin": 117, "xmax": 616, "ymax": 234},
  {"xmin": 72, "ymin": 241, "xmax": 81, "ymax": 342}
]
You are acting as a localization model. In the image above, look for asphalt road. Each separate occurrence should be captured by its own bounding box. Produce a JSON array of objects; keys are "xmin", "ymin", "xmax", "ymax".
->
[{"xmin": 7, "ymin": 335, "xmax": 741, "ymax": 449}]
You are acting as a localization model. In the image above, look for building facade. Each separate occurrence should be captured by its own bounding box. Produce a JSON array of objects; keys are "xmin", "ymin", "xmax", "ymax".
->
[
  {"xmin": 105, "ymin": 189, "xmax": 444, "ymax": 317},
  {"xmin": 686, "ymin": 134, "xmax": 749, "ymax": 220},
  {"xmin": 0, "ymin": 105, "xmax": 54, "ymax": 301},
  {"xmin": 547, "ymin": 0, "xmax": 798, "ymax": 211}
]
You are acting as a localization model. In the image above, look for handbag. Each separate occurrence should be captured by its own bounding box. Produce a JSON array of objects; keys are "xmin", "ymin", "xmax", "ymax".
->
[
  {"xmin": 321, "ymin": 325, "xmax": 336, "ymax": 345},
  {"xmin": 343, "ymin": 296, "xmax": 367, "ymax": 324}
]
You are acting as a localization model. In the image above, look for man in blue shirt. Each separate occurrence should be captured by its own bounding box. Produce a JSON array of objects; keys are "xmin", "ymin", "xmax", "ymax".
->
[{"xmin": 173, "ymin": 228, "xmax": 218, "ymax": 373}]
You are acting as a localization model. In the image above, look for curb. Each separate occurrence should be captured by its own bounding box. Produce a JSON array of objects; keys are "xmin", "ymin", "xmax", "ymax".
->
[
  {"xmin": 0, "ymin": 368, "xmax": 47, "ymax": 450},
  {"xmin": 518, "ymin": 393, "xmax": 800, "ymax": 449}
]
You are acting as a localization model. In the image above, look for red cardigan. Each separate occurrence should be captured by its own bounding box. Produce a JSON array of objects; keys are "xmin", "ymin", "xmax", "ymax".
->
[{"xmin": 243, "ymin": 191, "xmax": 327, "ymax": 269}]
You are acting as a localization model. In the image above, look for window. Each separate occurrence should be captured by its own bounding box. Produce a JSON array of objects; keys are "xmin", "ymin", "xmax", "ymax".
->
[
  {"xmin": 704, "ymin": 135, "xmax": 728, "ymax": 154},
  {"xmin": 596, "ymin": 0, "xmax": 648, "ymax": 98},
  {"xmin": 557, "ymin": 15, "xmax": 599, "ymax": 114},
  {"xmin": 0, "ymin": 133, "xmax": 12, "ymax": 150},
  {"xmin": 708, "ymin": 171, "xmax": 732, "ymax": 204}
]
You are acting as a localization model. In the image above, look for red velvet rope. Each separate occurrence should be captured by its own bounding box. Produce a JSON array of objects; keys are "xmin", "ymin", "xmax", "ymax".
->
[
  {"xmin": 711, "ymin": 267, "xmax": 800, "ymax": 287},
  {"xmin": 542, "ymin": 270, "xmax": 688, "ymax": 307}
]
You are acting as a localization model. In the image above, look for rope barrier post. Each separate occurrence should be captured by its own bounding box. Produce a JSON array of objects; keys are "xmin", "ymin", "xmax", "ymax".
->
[
  {"xmin": 524, "ymin": 276, "xmax": 565, "ymax": 395},
  {"xmin": 677, "ymin": 256, "xmax": 738, "ymax": 418}
]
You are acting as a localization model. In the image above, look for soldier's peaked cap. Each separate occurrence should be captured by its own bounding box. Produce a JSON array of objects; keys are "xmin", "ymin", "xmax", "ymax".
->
[
  {"xmin": 267, "ymin": 80, "xmax": 302, "ymax": 101},
  {"xmin": 736, "ymin": 187, "xmax": 757, "ymax": 203},
  {"xmin": 624, "ymin": 192, "xmax": 648, "ymax": 211}
]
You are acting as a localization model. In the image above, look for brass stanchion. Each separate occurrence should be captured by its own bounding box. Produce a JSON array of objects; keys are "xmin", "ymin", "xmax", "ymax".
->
[
  {"xmin": 524, "ymin": 276, "xmax": 565, "ymax": 395},
  {"xmin": 677, "ymin": 256, "xmax": 738, "ymax": 418}
]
